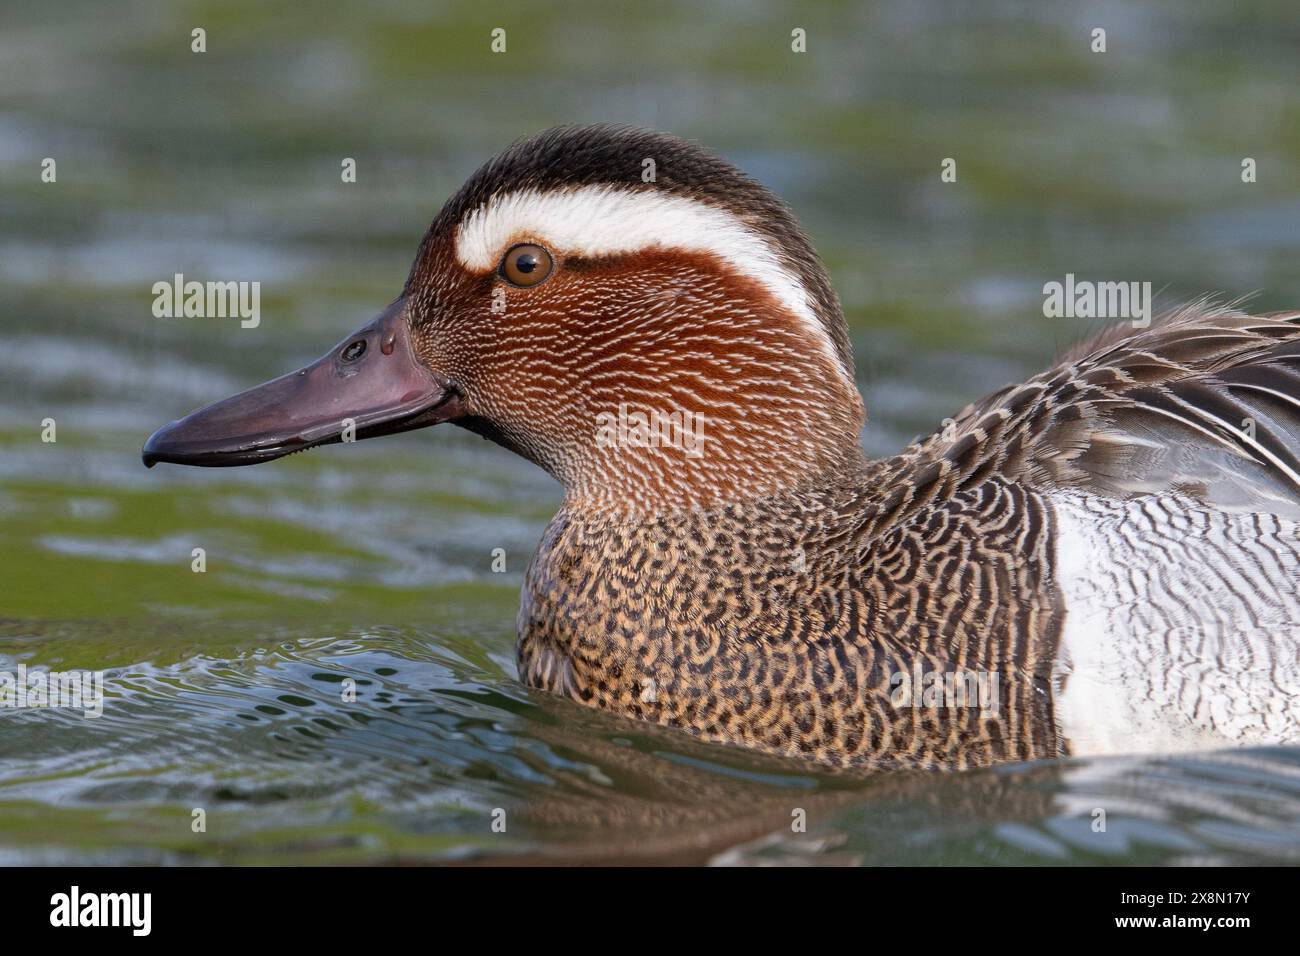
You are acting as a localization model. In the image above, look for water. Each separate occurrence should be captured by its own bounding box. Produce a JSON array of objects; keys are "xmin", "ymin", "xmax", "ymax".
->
[{"xmin": 2, "ymin": 0, "xmax": 1299, "ymax": 864}]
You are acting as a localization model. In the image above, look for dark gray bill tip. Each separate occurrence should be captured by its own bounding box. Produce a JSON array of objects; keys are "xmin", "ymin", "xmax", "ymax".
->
[{"xmin": 140, "ymin": 300, "xmax": 463, "ymax": 469}]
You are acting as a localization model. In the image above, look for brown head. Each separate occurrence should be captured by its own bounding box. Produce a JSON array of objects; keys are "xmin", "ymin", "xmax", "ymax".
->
[{"xmin": 143, "ymin": 124, "xmax": 866, "ymax": 516}]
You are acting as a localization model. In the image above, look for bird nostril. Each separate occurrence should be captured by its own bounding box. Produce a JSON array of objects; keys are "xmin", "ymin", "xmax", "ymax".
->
[
  {"xmin": 341, "ymin": 340, "xmax": 367, "ymax": 362},
  {"xmin": 381, "ymin": 334, "xmax": 396, "ymax": 356}
]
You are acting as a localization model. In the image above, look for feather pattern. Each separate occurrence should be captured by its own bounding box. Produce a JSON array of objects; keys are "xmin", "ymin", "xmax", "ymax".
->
[
  {"xmin": 397, "ymin": 126, "xmax": 1300, "ymax": 769},
  {"xmin": 518, "ymin": 303, "xmax": 1300, "ymax": 769}
]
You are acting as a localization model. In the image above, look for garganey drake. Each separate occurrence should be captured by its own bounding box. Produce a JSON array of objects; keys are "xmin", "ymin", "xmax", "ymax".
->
[{"xmin": 143, "ymin": 124, "xmax": 1300, "ymax": 771}]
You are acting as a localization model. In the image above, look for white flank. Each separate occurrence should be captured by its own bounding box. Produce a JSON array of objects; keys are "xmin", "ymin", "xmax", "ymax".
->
[
  {"xmin": 454, "ymin": 184, "xmax": 847, "ymax": 380},
  {"xmin": 1051, "ymin": 491, "xmax": 1300, "ymax": 757}
]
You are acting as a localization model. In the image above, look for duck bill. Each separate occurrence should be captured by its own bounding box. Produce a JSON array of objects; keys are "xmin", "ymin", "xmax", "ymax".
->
[{"xmin": 142, "ymin": 300, "xmax": 462, "ymax": 468}]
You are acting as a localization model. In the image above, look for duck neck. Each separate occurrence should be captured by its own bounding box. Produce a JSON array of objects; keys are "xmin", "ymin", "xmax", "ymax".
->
[{"xmin": 563, "ymin": 379, "xmax": 869, "ymax": 522}]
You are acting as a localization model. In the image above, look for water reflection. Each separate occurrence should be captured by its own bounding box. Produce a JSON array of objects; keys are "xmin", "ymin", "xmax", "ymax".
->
[{"xmin": 3, "ymin": 621, "xmax": 1299, "ymax": 864}]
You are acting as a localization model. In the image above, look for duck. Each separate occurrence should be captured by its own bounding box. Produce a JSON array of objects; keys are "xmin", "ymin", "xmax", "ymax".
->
[{"xmin": 143, "ymin": 124, "xmax": 1300, "ymax": 771}]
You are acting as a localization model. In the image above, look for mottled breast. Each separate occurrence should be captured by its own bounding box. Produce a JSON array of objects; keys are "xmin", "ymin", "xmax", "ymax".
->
[{"xmin": 517, "ymin": 478, "xmax": 1067, "ymax": 770}]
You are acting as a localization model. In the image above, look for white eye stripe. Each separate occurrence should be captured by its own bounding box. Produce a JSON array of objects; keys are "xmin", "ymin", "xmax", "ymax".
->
[{"xmin": 453, "ymin": 184, "xmax": 847, "ymax": 383}]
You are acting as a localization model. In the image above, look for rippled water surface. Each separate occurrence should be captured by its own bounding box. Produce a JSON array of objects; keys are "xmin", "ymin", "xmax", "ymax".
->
[{"xmin": 3, "ymin": 0, "xmax": 1300, "ymax": 864}]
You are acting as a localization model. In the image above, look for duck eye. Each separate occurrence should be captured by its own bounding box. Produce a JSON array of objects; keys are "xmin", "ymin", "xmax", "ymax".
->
[
  {"xmin": 341, "ymin": 339, "xmax": 367, "ymax": 362},
  {"xmin": 500, "ymin": 243, "xmax": 553, "ymax": 288}
]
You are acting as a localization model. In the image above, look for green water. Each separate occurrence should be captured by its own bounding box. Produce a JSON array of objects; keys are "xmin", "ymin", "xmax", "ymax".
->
[{"xmin": 2, "ymin": 0, "xmax": 1299, "ymax": 864}]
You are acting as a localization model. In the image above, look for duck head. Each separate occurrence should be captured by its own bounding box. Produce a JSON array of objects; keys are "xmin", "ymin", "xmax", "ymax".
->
[{"xmin": 143, "ymin": 124, "xmax": 866, "ymax": 515}]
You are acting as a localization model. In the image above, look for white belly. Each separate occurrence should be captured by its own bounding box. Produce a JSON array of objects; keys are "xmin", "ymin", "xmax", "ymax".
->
[{"xmin": 1051, "ymin": 491, "xmax": 1300, "ymax": 756}]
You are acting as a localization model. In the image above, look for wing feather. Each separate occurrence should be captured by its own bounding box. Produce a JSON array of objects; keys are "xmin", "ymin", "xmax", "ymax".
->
[{"xmin": 898, "ymin": 302, "xmax": 1300, "ymax": 517}]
